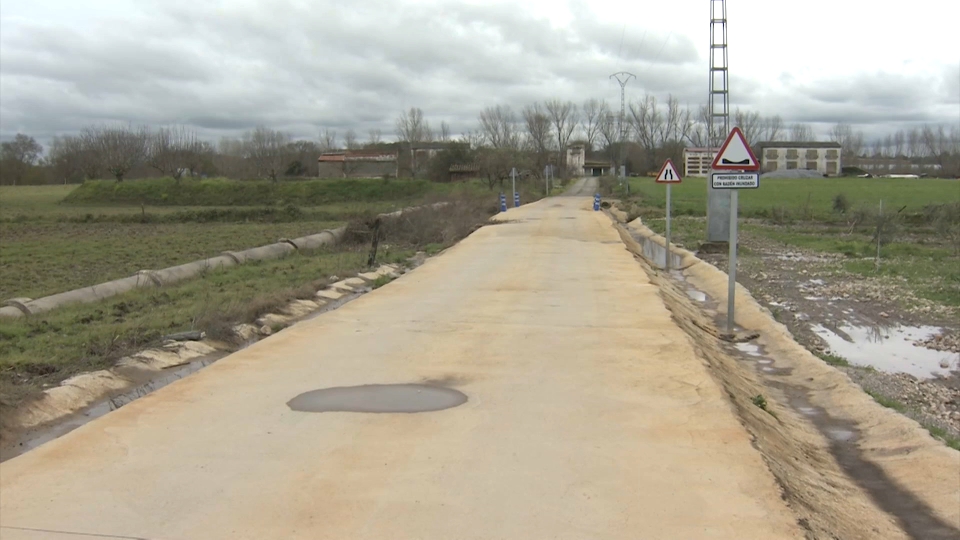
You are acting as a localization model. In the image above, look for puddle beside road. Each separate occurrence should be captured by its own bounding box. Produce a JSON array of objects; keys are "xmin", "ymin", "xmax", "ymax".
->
[
  {"xmin": 811, "ymin": 324, "xmax": 958, "ymax": 379},
  {"xmin": 287, "ymin": 384, "xmax": 467, "ymax": 413}
]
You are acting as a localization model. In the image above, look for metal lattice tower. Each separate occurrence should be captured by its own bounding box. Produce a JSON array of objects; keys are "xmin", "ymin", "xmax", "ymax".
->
[
  {"xmin": 708, "ymin": 0, "xmax": 729, "ymax": 152},
  {"xmin": 609, "ymin": 72, "xmax": 635, "ymax": 179},
  {"xmin": 705, "ymin": 0, "xmax": 731, "ymax": 242}
]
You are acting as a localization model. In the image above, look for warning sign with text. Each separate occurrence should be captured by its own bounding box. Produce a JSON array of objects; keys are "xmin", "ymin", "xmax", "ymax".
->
[{"xmin": 711, "ymin": 173, "xmax": 760, "ymax": 189}]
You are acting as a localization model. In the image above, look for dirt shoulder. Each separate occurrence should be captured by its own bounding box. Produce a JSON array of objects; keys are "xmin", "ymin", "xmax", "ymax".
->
[{"xmin": 617, "ymin": 218, "xmax": 959, "ymax": 539}]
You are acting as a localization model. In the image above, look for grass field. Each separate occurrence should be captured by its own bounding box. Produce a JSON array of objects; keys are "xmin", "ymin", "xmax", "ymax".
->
[
  {"xmin": 629, "ymin": 176, "xmax": 960, "ymax": 220},
  {"xmin": 628, "ymin": 176, "xmax": 960, "ymax": 309}
]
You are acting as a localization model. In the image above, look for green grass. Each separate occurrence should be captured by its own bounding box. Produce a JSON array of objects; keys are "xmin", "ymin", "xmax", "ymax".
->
[
  {"xmin": 0, "ymin": 248, "xmax": 372, "ymax": 408},
  {"xmin": 0, "ymin": 220, "xmax": 343, "ymax": 299},
  {"xmin": 865, "ymin": 390, "xmax": 907, "ymax": 412},
  {"xmin": 62, "ymin": 177, "xmax": 440, "ymax": 206},
  {"xmin": 628, "ymin": 176, "xmax": 960, "ymax": 220},
  {"xmin": 816, "ymin": 352, "xmax": 850, "ymax": 367},
  {"xmin": 926, "ymin": 425, "xmax": 960, "ymax": 451}
]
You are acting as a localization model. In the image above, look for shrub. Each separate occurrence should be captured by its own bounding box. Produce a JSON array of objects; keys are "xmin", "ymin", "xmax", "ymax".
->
[{"xmin": 832, "ymin": 193, "xmax": 850, "ymax": 214}]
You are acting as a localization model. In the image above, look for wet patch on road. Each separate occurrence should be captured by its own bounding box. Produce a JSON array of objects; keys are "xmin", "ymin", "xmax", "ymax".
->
[{"xmin": 287, "ymin": 384, "xmax": 467, "ymax": 413}]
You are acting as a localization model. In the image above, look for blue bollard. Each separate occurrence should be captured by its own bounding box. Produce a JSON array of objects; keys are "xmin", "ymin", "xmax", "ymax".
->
[
  {"xmin": 500, "ymin": 193, "xmax": 507, "ymax": 213},
  {"xmin": 593, "ymin": 193, "xmax": 601, "ymax": 211},
  {"xmin": 514, "ymin": 192, "xmax": 520, "ymax": 208}
]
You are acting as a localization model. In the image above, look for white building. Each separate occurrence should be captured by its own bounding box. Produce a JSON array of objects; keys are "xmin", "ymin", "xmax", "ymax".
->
[
  {"xmin": 566, "ymin": 145, "xmax": 586, "ymax": 173},
  {"xmin": 757, "ymin": 142, "xmax": 842, "ymax": 176},
  {"xmin": 682, "ymin": 147, "xmax": 714, "ymax": 177}
]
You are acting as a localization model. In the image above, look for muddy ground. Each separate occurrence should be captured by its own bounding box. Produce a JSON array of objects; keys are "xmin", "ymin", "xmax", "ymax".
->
[{"xmin": 698, "ymin": 228, "xmax": 960, "ymax": 441}]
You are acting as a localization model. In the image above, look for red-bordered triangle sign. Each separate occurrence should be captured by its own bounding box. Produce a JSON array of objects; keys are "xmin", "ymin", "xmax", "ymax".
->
[
  {"xmin": 711, "ymin": 127, "xmax": 760, "ymax": 171},
  {"xmin": 655, "ymin": 159, "xmax": 682, "ymax": 183}
]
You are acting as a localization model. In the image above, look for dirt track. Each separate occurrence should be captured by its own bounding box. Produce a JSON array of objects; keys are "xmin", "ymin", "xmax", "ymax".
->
[{"xmin": 0, "ymin": 187, "xmax": 802, "ymax": 539}]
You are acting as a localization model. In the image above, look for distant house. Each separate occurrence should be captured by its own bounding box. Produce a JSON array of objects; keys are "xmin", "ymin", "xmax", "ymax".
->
[
  {"xmin": 567, "ymin": 145, "xmax": 614, "ymax": 176},
  {"xmin": 682, "ymin": 147, "xmax": 714, "ymax": 177},
  {"xmin": 318, "ymin": 150, "xmax": 399, "ymax": 178},
  {"xmin": 756, "ymin": 142, "xmax": 842, "ymax": 176}
]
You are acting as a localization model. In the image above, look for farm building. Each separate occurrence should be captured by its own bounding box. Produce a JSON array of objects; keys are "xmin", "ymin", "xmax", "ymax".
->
[
  {"xmin": 567, "ymin": 145, "xmax": 614, "ymax": 176},
  {"xmin": 682, "ymin": 147, "xmax": 714, "ymax": 177},
  {"xmin": 318, "ymin": 150, "xmax": 399, "ymax": 178},
  {"xmin": 756, "ymin": 142, "xmax": 842, "ymax": 176}
]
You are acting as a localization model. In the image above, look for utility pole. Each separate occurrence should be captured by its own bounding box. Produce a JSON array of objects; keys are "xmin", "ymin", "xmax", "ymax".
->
[
  {"xmin": 707, "ymin": 0, "xmax": 731, "ymax": 242},
  {"xmin": 610, "ymin": 72, "xmax": 635, "ymax": 193}
]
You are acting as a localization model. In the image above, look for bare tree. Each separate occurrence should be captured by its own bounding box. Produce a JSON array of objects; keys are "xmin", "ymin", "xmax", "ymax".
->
[
  {"xmin": 478, "ymin": 105, "xmax": 521, "ymax": 150},
  {"xmin": 764, "ymin": 115, "xmax": 785, "ymax": 142},
  {"xmin": 395, "ymin": 107, "xmax": 432, "ymax": 143},
  {"xmin": 0, "ymin": 133, "xmax": 43, "ymax": 185},
  {"xmin": 733, "ymin": 108, "xmax": 763, "ymax": 144},
  {"xmin": 367, "ymin": 129, "xmax": 382, "ymax": 145},
  {"xmin": 598, "ymin": 113, "xmax": 619, "ymax": 160},
  {"xmin": 147, "ymin": 126, "xmax": 199, "ymax": 180},
  {"xmin": 319, "ymin": 128, "xmax": 338, "ymax": 152},
  {"xmin": 545, "ymin": 99, "xmax": 578, "ymax": 172},
  {"xmin": 439, "ymin": 121, "xmax": 451, "ymax": 142},
  {"xmin": 581, "ymin": 99, "xmax": 609, "ymax": 151},
  {"xmin": 47, "ymin": 135, "xmax": 85, "ymax": 184},
  {"xmin": 247, "ymin": 126, "xmax": 290, "ymax": 182},
  {"xmin": 84, "ymin": 124, "xmax": 148, "ymax": 182},
  {"xmin": 523, "ymin": 102, "xmax": 554, "ymax": 175},
  {"xmin": 789, "ymin": 123, "xmax": 814, "ymax": 142},
  {"xmin": 344, "ymin": 129, "xmax": 359, "ymax": 150},
  {"xmin": 893, "ymin": 129, "xmax": 905, "ymax": 160}
]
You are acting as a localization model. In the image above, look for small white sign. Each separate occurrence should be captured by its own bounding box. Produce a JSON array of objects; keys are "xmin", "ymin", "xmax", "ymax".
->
[{"xmin": 712, "ymin": 172, "xmax": 760, "ymax": 189}]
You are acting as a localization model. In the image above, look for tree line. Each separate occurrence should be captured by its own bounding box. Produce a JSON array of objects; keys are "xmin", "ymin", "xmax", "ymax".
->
[{"xmin": 2, "ymin": 102, "xmax": 958, "ymax": 186}]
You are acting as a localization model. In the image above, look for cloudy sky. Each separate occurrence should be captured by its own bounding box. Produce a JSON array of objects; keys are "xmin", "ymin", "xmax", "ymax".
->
[{"xmin": 1, "ymin": 0, "xmax": 958, "ymax": 146}]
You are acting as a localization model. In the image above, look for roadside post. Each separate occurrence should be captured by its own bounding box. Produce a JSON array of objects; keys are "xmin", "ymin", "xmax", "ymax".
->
[
  {"xmin": 514, "ymin": 192, "xmax": 520, "ymax": 207},
  {"xmin": 710, "ymin": 127, "xmax": 761, "ymax": 334},
  {"xmin": 544, "ymin": 165, "xmax": 551, "ymax": 196},
  {"xmin": 594, "ymin": 193, "xmax": 601, "ymax": 211},
  {"xmin": 511, "ymin": 167, "xmax": 518, "ymax": 207},
  {"xmin": 499, "ymin": 192, "xmax": 507, "ymax": 213},
  {"xmin": 654, "ymin": 159, "xmax": 682, "ymax": 272}
]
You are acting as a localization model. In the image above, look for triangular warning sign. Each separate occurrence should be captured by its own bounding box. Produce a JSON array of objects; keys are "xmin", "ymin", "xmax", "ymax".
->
[
  {"xmin": 655, "ymin": 159, "xmax": 682, "ymax": 183},
  {"xmin": 711, "ymin": 127, "xmax": 760, "ymax": 171}
]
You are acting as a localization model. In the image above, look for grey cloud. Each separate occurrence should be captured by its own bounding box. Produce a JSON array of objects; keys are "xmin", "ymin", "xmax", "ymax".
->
[{"xmin": 0, "ymin": 0, "xmax": 954, "ymax": 147}]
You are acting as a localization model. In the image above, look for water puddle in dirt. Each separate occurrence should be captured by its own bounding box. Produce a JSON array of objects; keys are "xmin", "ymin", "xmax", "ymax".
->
[
  {"xmin": 811, "ymin": 324, "xmax": 958, "ymax": 379},
  {"xmin": 686, "ymin": 290, "xmax": 707, "ymax": 302},
  {"xmin": 287, "ymin": 384, "xmax": 467, "ymax": 413},
  {"xmin": 735, "ymin": 342, "xmax": 763, "ymax": 357},
  {"xmin": 1, "ymin": 355, "xmax": 223, "ymax": 462}
]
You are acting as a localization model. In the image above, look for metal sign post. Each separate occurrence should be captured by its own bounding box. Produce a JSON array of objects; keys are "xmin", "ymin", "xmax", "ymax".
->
[
  {"xmin": 655, "ymin": 159, "xmax": 682, "ymax": 272},
  {"xmin": 511, "ymin": 167, "xmax": 518, "ymax": 207},
  {"xmin": 710, "ymin": 128, "xmax": 760, "ymax": 335}
]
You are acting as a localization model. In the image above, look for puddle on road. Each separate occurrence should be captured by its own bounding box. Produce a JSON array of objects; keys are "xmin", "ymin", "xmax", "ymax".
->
[
  {"xmin": 811, "ymin": 324, "xmax": 958, "ymax": 379},
  {"xmin": 287, "ymin": 384, "xmax": 467, "ymax": 413}
]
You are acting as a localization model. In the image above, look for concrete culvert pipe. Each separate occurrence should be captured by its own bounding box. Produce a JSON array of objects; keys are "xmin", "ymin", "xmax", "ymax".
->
[
  {"xmin": 22, "ymin": 274, "xmax": 151, "ymax": 315},
  {"xmin": 288, "ymin": 227, "xmax": 347, "ymax": 251},
  {"xmin": 152, "ymin": 255, "xmax": 238, "ymax": 286},
  {"xmin": 227, "ymin": 242, "xmax": 297, "ymax": 264}
]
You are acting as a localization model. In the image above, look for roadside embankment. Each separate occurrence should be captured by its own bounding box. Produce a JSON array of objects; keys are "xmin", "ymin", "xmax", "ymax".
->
[{"xmin": 616, "ymin": 217, "xmax": 960, "ymax": 539}]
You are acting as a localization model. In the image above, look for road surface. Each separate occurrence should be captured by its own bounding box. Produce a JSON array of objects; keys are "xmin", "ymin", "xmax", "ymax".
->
[{"xmin": 0, "ymin": 182, "xmax": 801, "ymax": 539}]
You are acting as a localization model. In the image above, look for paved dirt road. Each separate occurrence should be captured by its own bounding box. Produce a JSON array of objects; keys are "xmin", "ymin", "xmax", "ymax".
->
[{"xmin": 0, "ymin": 183, "xmax": 801, "ymax": 539}]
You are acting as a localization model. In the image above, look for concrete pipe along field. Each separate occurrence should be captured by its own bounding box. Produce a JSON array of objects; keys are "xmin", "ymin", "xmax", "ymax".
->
[
  {"xmin": 0, "ymin": 226, "xmax": 347, "ymax": 319},
  {"xmin": 0, "ymin": 202, "xmax": 451, "ymax": 318}
]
